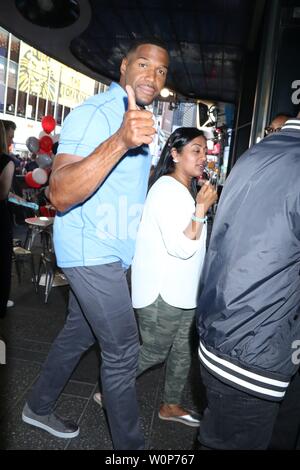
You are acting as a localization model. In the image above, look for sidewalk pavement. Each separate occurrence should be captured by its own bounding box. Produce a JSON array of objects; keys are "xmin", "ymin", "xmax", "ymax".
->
[{"xmin": 0, "ymin": 233, "xmax": 204, "ymax": 450}]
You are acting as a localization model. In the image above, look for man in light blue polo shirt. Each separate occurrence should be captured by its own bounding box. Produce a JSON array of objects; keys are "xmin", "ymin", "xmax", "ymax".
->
[{"xmin": 22, "ymin": 38, "xmax": 169, "ymax": 450}]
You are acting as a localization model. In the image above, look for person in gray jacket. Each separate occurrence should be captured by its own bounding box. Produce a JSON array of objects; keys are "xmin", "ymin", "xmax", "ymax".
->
[{"xmin": 196, "ymin": 114, "xmax": 300, "ymax": 450}]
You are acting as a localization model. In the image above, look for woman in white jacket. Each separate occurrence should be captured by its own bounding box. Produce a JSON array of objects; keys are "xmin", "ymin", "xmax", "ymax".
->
[{"xmin": 131, "ymin": 127, "xmax": 217, "ymax": 426}]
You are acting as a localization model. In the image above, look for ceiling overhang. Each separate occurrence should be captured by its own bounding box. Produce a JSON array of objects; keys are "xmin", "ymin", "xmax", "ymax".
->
[{"xmin": 0, "ymin": 0, "xmax": 263, "ymax": 103}]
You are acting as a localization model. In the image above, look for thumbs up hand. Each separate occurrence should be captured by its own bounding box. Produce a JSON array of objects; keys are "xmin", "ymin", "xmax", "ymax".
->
[
  {"xmin": 118, "ymin": 85, "xmax": 156, "ymax": 149},
  {"xmin": 126, "ymin": 84, "xmax": 139, "ymax": 111}
]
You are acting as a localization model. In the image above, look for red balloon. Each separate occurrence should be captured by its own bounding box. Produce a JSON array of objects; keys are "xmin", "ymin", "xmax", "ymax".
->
[
  {"xmin": 41, "ymin": 115, "xmax": 56, "ymax": 134},
  {"xmin": 212, "ymin": 143, "xmax": 221, "ymax": 155},
  {"xmin": 39, "ymin": 135, "xmax": 53, "ymax": 154},
  {"xmin": 25, "ymin": 171, "xmax": 42, "ymax": 189}
]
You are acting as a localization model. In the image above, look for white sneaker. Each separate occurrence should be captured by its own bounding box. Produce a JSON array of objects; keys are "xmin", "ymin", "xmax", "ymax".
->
[{"xmin": 7, "ymin": 300, "xmax": 14, "ymax": 307}]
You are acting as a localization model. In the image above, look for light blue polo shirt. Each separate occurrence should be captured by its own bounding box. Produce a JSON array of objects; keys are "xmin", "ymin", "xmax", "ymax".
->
[{"xmin": 53, "ymin": 82, "xmax": 152, "ymax": 269}]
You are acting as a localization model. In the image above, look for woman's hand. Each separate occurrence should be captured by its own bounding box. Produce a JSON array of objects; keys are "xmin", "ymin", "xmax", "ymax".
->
[{"xmin": 196, "ymin": 181, "xmax": 218, "ymax": 215}]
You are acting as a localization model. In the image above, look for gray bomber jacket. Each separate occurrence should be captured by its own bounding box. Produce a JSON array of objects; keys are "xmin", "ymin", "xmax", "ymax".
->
[{"xmin": 197, "ymin": 119, "xmax": 300, "ymax": 402}]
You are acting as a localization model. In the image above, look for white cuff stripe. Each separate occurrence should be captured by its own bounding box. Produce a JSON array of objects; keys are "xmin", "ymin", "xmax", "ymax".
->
[
  {"xmin": 282, "ymin": 125, "xmax": 300, "ymax": 130},
  {"xmin": 199, "ymin": 348, "xmax": 286, "ymax": 399},
  {"xmin": 283, "ymin": 120, "xmax": 300, "ymax": 125},
  {"xmin": 199, "ymin": 341, "xmax": 289, "ymax": 387}
]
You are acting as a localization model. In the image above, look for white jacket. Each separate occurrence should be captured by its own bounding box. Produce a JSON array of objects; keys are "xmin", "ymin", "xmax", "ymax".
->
[{"xmin": 131, "ymin": 176, "xmax": 207, "ymax": 309}]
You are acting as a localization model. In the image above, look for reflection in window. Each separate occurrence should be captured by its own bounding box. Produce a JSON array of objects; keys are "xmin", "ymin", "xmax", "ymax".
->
[
  {"xmin": 27, "ymin": 94, "xmax": 37, "ymax": 119},
  {"xmin": 10, "ymin": 36, "xmax": 20, "ymax": 63},
  {"xmin": 63, "ymin": 106, "xmax": 71, "ymax": 122},
  {"xmin": 0, "ymin": 57, "xmax": 7, "ymax": 112},
  {"xmin": 6, "ymin": 87, "xmax": 16, "ymax": 114},
  {"xmin": 37, "ymin": 97, "xmax": 46, "ymax": 120},
  {"xmin": 47, "ymin": 101, "xmax": 55, "ymax": 116},
  {"xmin": 0, "ymin": 28, "xmax": 8, "ymax": 112},
  {"xmin": 6, "ymin": 60, "xmax": 18, "ymax": 114},
  {"xmin": 99, "ymin": 83, "xmax": 108, "ymax": 93},
  {"xmin": 0, "ymin": 27, "xmax": 9, "ymax": 59},
  {"xmin": 17, "ymin": 90, "xmax": 26, "ymax": 116},
  {"xmin": 56, "ymin": 103, "xmax": 63, "ymax": 125}
]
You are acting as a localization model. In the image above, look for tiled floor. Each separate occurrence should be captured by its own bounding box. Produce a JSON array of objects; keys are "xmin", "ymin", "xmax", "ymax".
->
[
  {"xmin": 2, "ymin": 224, "xmax": 298, "ymax": 451},
  {"xmin": 0, "ymin": 225, "xmax": 205, "ymax": 450}
]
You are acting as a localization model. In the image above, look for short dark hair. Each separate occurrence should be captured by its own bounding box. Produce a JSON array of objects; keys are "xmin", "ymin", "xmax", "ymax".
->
[
  {"xmin": 126, "ymin": 37, "xmax": 168, "ymax": 56},
  {"xmin": 272, "ymin": 113, "xmax": 293, "ymax": 120},
  {"xmin": 1, "ymin": 119, "xmax": 16, "ymax": 131}
]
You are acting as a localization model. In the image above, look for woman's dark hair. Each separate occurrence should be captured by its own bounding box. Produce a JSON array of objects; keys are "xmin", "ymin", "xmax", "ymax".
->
[{"xmin": 149, "ymin": 127, "xmax": 205, "ymax": 199}]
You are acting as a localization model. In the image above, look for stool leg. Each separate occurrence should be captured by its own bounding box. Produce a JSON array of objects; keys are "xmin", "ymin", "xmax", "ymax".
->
[
  {"xmin": 30, "ymin": 253, "xmax": 38, "ymax": 293},
  {"xmin": 45, "ymin": 269, "xmax": 54, "ymax": 303},
  {"xmin": 14, "ymin": 257, "xmax": 22, "ymax": 284},
  {"xmin": 36, "ymin": 255, "xmax": 44, "ymax": 288}
]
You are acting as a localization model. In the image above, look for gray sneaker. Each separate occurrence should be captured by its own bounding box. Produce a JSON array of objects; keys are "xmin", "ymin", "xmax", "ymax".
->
[{"xmin": 22, "ymin": 403, "xmax": 79, "ymax": 439}]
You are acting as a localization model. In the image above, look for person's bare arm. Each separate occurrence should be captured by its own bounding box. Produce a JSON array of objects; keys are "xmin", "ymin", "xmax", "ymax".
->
[
  {"xmin": 0, "ymin": 161, "xmax": 14, "ymax": 201},
  {"xmin": 184, "ymin": 182, "xmax": 218, "ymax": 240},
  {"xmin": 49, "ymin": 85, "xmax": 155, "ymax": 212}
]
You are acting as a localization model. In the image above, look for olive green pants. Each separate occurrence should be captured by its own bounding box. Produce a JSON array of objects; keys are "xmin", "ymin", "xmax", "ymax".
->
[{"xmin": 136, "ymin": 295, "xmax": 195, "ymax": 404}]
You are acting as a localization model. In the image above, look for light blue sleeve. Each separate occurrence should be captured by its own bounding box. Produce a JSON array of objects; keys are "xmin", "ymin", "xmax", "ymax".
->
[{"xmin": 57, "ymin": 103, "xmax": 111, "ymax": 158}]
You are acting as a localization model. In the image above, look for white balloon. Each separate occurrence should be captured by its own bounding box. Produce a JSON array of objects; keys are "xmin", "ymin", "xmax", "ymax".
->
[{"xmin": 32, "ymin": 168, "xmax": 48, "ymax": 185}]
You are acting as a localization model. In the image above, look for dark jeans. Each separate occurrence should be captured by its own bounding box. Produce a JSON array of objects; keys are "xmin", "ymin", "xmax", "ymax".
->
[
  {"xmin": 269, "ymin": 368, "xmax": 300, "ymax": 449},
  {"xmin": 27, "ymin": 262, "xmax": 144, "ymax": 450},
  {"xmin": 198, "ymin": 365, "xmax": 280, "ymax": 450}
]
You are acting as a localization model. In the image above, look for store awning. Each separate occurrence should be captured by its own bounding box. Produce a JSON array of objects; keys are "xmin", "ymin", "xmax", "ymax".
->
[{"xmin": 0, "ymin": 0, "xmax": 265, "ymax": 103}]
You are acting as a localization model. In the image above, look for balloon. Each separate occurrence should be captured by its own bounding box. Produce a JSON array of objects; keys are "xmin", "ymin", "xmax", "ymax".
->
[
  {"xmin": 41, "ymin": 115, "xmax": 56, "ymax": 134},
  {"xmin": 52, "ymin": 133, "xmax": 60, "ymax": 143},
  {"xmin": 212, "ymin": 143, "xmax": 221, "ymax": 155},
  {"xmin": 32, "ymin": 168, "xmax": 48, "ymax": 185},
  {"xmin": 39, "ymin": 135, "xmax": 53, "ymax": 154},
  {"xmin": 36, "ymin": 153, "xmax": 53, "ymax": 169},
  {"xmin": 26, "ymin": 136, "xmax": 40, "ymax": 153},
  {"xmin": 25, "ymin": 171, "xmax": 42, "ymax": 189},
  {"xmin": 39, "ymin": 130, "xmax": 47, "ymax": 139}
]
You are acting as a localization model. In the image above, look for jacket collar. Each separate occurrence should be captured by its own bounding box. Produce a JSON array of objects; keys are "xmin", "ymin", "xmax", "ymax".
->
[{"xmin": 281, "ymin": 119, "xmax": 300, "ymax": 131}]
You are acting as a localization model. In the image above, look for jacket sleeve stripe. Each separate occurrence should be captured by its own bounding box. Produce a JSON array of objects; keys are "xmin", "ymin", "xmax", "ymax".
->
[{"xmin": 199, "ymin": 342, "xmax": 289, "ymax": 400}]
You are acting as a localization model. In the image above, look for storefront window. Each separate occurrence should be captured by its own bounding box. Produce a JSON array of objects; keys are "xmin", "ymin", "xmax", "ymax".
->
[
  {"xmin": 6, "ymin": 61, "xmax": 18, "ymax": 114},
  {"xmin": 0, "ymin": 27, "xmax": 9, "ymax": 59},
  {"xmin": 63, "ymin": 106, "xmax": 71, "ymax": 121},
  {"xmin": 10, "ymin": 35, "xmax": 20, "ymax": 63},
  {"xmin": 56, "ymin": 103, "xmax": 63, "ymax": 125},
  {"xmin": 46, "ymin": 100, "xmax": 55, "ymax": 116},
  {"xmin": 0, "ymin": 56, "xmax": 6, "ymax": 112},
  {"xmin": 0, "ymin": 28, "xmax": 9, "ymax": 113},
  {"xmin": 99, "ymin": 83, "xmax": 107, "ymax": 93},
  {"xmin": 27, "ymin": 93, "xmax": 37, "ymax": 119},
  {"xmin": 17, "ymin": 90, "xmax": 26, "ymax": 116},
  {"xmin": 37, "ymin": 96, "xmax": 46, "ymax": 120}
]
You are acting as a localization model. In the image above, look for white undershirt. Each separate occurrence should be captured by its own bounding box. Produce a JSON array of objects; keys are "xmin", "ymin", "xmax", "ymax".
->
[{"xmin": 131, "ymin": 176, "xmax": 207, "ymax": 309}]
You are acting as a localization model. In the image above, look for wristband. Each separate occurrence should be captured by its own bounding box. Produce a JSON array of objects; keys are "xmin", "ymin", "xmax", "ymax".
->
[{"xmin": 191, "ymin": 214, "xmax": 207, "ymax": 224}]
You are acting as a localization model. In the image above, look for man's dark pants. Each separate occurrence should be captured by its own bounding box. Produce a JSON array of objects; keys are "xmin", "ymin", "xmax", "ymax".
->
[
  {"xmin": 198, "ymin": 365, "xmax": 280, "ymax": 450},
  {"xmin": 27, "ymin": 262, "xmax": 144, "ymax": 450},
  {"xmin": 198, "ymin": 365, "xmax": 300, "ymax": 450}
]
